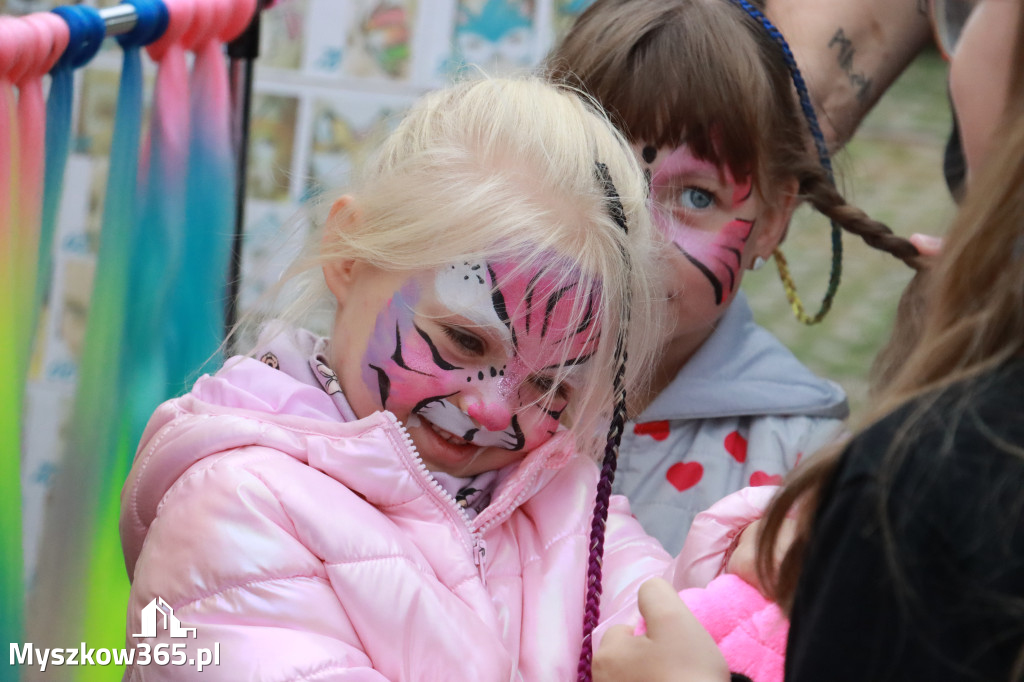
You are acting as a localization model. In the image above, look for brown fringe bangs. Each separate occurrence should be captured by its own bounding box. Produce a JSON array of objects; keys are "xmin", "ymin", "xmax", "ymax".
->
[{"xmin": 547, "ymin": 0, "xmax": 780, "ymax": 185}]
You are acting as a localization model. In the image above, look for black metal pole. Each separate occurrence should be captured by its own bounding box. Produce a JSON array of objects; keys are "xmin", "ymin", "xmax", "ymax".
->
[{"xmin": 224, "ymin": 2, "xmax": 266, "ymax": 350}]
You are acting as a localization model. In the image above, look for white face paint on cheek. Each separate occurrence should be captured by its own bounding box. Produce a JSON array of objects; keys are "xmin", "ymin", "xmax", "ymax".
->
[
  {"xmin": 434, "ymin": 261, "xmax": 513, "ymax": 345},
  {"xmin": 416, "ymin": 398, "xmax": 525, "ymax": 450}
]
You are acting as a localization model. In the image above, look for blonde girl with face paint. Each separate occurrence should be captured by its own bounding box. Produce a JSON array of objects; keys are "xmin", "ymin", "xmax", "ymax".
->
[
  {"xmin": 118, "ymin": 76, "xmax": 676, "ymax": 681},
  {"xmin": 546, "ymin": 0, "xmax": 924, "ymax": 559}
]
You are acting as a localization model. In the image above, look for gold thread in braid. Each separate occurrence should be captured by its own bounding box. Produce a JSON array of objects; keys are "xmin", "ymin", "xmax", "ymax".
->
[{"xmin": 773, "ymin": 247, "xmax": 836, "ymax": 325}]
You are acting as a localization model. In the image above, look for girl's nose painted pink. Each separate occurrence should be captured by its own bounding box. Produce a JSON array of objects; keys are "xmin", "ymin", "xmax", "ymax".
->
[{"xmin": 466, "ymin": 397, "xmax": 514, "ymax": 432}]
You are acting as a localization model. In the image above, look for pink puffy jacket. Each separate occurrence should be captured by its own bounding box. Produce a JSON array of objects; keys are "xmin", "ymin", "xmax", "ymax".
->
[{"xmin": 119, "ymin": 332, "xmax": 673, "ymax": 681}]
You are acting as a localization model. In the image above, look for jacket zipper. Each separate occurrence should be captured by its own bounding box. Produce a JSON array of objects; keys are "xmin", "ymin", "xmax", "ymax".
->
[
  {"xmin": 393, "ymin": 418, "xmax": 488, "ymax": 586},
  {"xmin": 475, "ymin": 464, "xmax": 544, "ymax": 538}
]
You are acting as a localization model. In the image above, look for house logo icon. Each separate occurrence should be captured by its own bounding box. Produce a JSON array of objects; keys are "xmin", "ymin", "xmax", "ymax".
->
[{"xmin": 132, "ymin": 597, "xmax": 197, "ymax": 639}]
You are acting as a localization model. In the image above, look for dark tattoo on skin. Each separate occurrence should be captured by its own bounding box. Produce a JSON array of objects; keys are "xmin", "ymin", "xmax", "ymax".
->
[{"xmin": 828, "ymin": 28, "xmax": 874, "ymax": 104}]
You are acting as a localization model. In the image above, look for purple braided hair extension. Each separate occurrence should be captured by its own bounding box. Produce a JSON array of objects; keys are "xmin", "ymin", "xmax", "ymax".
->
[{"xmin": 577, "ymin": 163, "xmax": 631, "ymax": 681}]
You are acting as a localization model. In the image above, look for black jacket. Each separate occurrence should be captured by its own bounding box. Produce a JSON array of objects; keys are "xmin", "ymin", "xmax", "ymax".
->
[{"xmin": 787, "ymin": 360, "xmax": 1024, "ymax": 681}]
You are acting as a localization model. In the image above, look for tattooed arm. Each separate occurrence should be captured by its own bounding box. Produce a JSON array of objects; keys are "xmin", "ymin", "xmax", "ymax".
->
[{"xmin": 766, "ymin": 0, "xmax": 932, "ymax": 151}]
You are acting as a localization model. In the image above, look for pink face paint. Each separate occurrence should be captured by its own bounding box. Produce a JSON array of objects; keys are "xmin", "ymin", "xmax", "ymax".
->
[
  {"xmin": 654, "ymin": 214, "xmax": 755, "ymax": 305},
  {"xmin": 485, "ymin": 260, "xmax": 599, "ymax": 372},
  {"xmin": 650, "ymin": 146, "xmax": 756, "ymax": 305},
  {"xmin": 359, "ymin": 259, "xmax": 600, "ymax": 454}
]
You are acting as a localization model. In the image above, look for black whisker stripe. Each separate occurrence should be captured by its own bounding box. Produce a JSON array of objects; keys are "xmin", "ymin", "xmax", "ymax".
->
[
  {"xmin": 734, "ymin": 217, "xmax": 755, "ymax": 241},
  {"xmin": 541, "ymin": 351, "xmax": 595, "ymax": 371},
  {"xmin": 552, "ymin": 330, "xmax": 603, "ymax": 352},
  {"xmin": 738, "ymin": 217, "xmax": 755, "ymax": 234},
  {"xmin": 544, "ymin": 405, "xmax": 565, "ymax": 421},
  {"xmin": 574, "ymin": 291, "xmax": 597, "ymax": 336},
  {"xmin": 411, "ymin": 392, "xmax": 460, "ymax": 415},
  {"xmin": 392, "ymin": 323, "xmax": 431, "ymax": 376},
  {"xmin": 413, "ymin": 323, "xmax": 463, "ymax": 371},
  {"xmin": 679, "ymin": 244, "xmax": 724, "ymax": 305},
  {"xmin": 368, "ymin": 364, "xmax": 391, "ymax": 409},
  {"xmin": 552, "ymin": 292, "xmax": 599, "ymax": 347},
  {"xmin": 712, "ymin": 254, "xmax": 738, "ymax": 293},
  {"xmin": 488, "ymin": 263, "xmax": 518, "ymax": 349},
  {"xmin": 507, "ymin": 415, "xmax": 526, "ymax": 450},
  {"xmin": 542, "ymin": 283, "xmax": 576, "ymax": 338},
  {"xmin": 524, "ymin": 270, "xmax": 544, "ymax": 335}
]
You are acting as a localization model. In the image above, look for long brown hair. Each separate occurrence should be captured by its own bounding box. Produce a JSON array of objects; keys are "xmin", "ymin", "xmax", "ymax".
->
[
  {"xmin": 758, "ymin": 1, "xmax": 1024, "ymax": 668},
  {"xmin": 545, "ymin": 0, "xmax": 918, "ymax": 265}
]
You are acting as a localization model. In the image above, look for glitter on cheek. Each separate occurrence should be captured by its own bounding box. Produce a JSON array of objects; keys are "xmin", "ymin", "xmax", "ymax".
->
[
  {"xmin": 500, "ymin": 357, "xmax": 527, "ymax": 403},
  {"xmin": 496, "ymin": 373, "xmax": 516, "ymax": 401}
]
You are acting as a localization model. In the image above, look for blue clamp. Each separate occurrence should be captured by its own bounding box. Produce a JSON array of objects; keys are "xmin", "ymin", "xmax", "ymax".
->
[
  {"xmin": 51, "ymin": 5, "xmax": 106, "ymax": 71},
  {"xmin": 117, "ymin": 0, "xmax": 170, "ymax": 49}
]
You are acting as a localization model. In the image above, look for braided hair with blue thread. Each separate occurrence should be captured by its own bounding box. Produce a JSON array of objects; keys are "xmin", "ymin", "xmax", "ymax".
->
[{"xmin": 730, "ymin": 0, "xmax": 925, "ymax": 323}]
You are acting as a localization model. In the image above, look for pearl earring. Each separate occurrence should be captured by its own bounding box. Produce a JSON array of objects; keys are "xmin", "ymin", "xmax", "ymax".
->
[{"xmin": 750, "ymin": 255, "xmax": 767, "ymax": 271}]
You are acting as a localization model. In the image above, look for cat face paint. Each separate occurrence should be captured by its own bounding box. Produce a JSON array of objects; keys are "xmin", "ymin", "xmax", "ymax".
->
[
  {"xmin": 648, "ymin": 145, "xmax": 757, "ymax": 306},
  {"xmin": 354, "ymin": 259, "xmax": 599, "ymax": 477}
]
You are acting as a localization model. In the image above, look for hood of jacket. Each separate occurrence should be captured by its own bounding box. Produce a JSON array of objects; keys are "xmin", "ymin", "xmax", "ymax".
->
[{"xmin": 640, "ymin": 292, "xmax": 849, "ymax": 422}]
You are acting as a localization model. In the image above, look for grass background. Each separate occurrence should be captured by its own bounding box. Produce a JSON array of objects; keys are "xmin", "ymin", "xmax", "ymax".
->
[{"xmin": 741, "ymin": 49, "xmax": 957, "ymax": 419}]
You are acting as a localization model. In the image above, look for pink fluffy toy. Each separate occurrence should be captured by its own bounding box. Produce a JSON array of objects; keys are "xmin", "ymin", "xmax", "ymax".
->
[{"xmin": 636, "ymin": 573, "xmax": 789, "ymax": 682}]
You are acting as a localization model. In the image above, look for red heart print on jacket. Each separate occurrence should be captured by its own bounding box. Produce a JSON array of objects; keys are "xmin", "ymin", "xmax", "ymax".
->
[
  {"xmin": 666, "ymin": 461, "xmax": 703, "ymax": 491},
  {"xmin": 724, "ymin": 430, "xmax": 747, "ymax": 463},
  {"xmin": 634, "ymin": 420, "xmax": 671, "ymax": 441},
  {"xmin": 750, "ymin": 471, "xmax": 783, "ymax": 487}
]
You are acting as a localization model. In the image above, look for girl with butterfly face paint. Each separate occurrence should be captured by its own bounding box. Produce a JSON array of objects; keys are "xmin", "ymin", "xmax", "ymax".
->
[
  {"xmin": 547, "ymin": 0, "xmax": 922, "ymax": 557},
  {"xmin": 645, "ymin": 145, "xmax": 791, "ymax": 364},
  {"xmin": 120, "ymin": 77, "xmax": 677, "ymax": 681}
]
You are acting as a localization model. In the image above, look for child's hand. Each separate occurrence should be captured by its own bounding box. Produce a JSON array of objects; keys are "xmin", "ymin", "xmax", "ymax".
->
[
  {"xmin": 593, "ymin": 578, "xmax": 729, "ymax": 682},
  {"xmin": 725, "ymin": 517, "xmax": 797, "ymax": 597}
]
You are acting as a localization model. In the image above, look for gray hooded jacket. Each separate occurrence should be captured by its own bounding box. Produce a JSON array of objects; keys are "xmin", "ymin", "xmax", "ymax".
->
[{"xmin": 615, "ymin": 292, "xmax": 848, "ymax": 553}]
